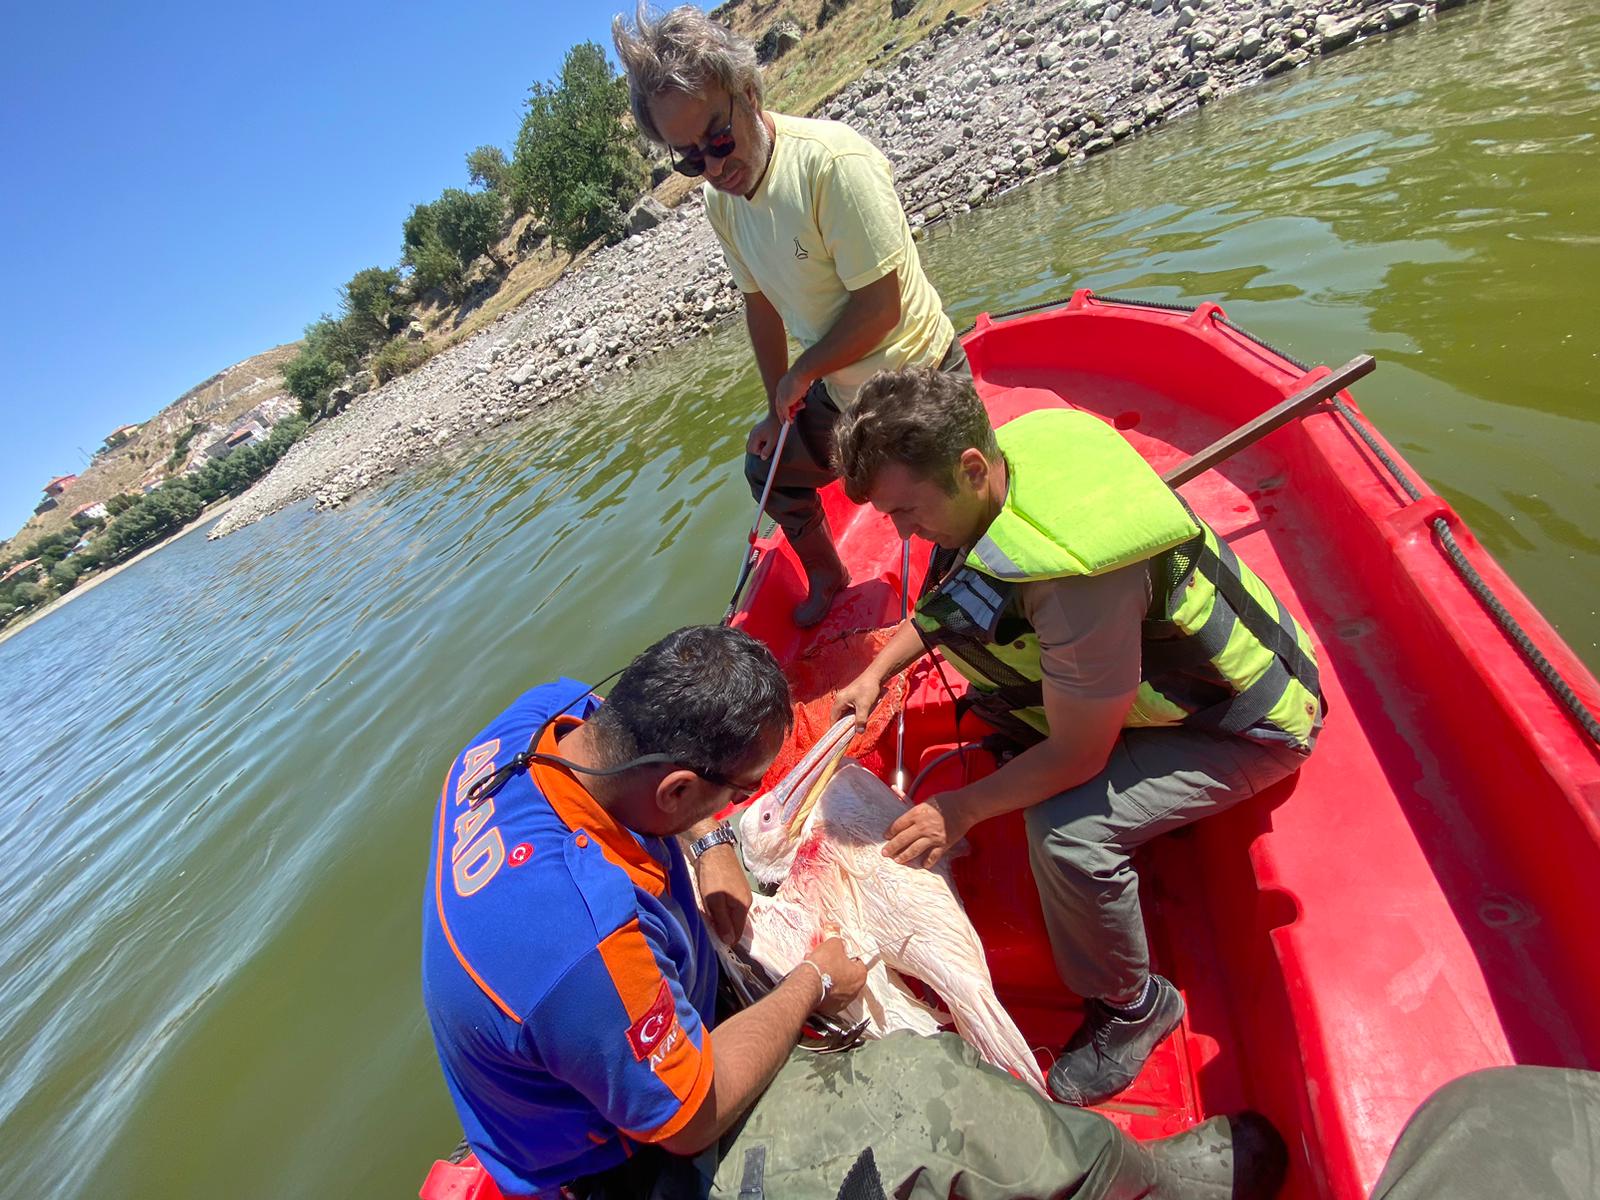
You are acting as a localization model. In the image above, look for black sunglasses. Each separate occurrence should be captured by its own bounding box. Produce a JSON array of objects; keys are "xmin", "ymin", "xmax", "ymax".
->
[
  {"xmin": 466, "ymin": 676, "xmax": 765, "ymax": 808},
  {"xmin": 669, "ymin": 109, "xmax": 737, "ymax": 177}
]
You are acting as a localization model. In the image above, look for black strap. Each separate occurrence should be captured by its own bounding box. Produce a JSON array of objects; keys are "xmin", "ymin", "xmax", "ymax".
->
[
  {"xmin": 835, "ymin": 1147, "xmax": 888, "ymax": 1200},
  {"xmin": 1201, "ymin": 538, "xmax": 1321, "ymax": 696},
  {"xmin": 1185, "ymin": 658, "xmax": 1294, "ymax": 737}
]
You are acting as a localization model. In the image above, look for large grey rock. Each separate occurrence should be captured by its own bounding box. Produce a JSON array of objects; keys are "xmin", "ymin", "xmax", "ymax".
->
[
  {"xmin": 1315, "ymin": 14, "xmax": 1360, "ymax": 52},
  {"xmin": 757, "ymin": 18, "xmax": 804, "ymax": 62},
  {"xmin": 623, "ymin": 196, "xmax": 670, "ymax": 236},
  {"xmin": 1386, "ymin": 4, "xmax": 1422, "ymax": 28},
  {"xmin": 1265, "ymin": 47, "xmax": 1309, "ymax": 74}
]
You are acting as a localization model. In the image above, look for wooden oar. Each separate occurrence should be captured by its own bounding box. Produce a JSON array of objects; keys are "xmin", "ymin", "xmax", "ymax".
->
[{"xmin": 1162, "ymin": 355, "xmax": 1376, "ymax": 488}]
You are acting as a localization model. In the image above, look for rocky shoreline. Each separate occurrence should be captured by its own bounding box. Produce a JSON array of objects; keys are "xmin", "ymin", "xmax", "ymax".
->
[{"xmin": 212, "ymin": 0, "xmax": 1483, "ymax": 538}]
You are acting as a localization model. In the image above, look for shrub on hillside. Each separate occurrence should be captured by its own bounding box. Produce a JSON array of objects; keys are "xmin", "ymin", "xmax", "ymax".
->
[
  {"xmin": 166, "ymin": 421, "xmax": 203, "ymax": 471},
  {"xmin": 511, "ymin": 42, "xmax": 645, "ymax": 253},
  {"xmin": 372, "ymin": 338, "xmax": 435, "ymax": 384},
  {"xmin": 285, "ymin": 316, "xmax": 367, "ymax": 419}
]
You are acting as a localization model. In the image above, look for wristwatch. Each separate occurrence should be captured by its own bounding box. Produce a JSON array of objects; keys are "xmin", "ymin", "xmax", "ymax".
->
[{"xmin": 689, "ymin": 821, "xmax": 738, "ymax": 861}]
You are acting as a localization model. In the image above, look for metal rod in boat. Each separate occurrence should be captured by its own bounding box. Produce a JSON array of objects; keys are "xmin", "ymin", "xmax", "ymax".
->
[
  {"xmin": 895, "ymin": 537, "xmax": 910, "ymax": 794},
  {"xmin": 722, "ymin": 419, "xmax": 793, "ymax": 623}
]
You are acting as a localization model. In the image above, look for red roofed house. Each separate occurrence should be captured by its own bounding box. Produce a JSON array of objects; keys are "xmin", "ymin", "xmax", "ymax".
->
[
  {"xmin": 1, "ymin": 559, "xmax": 40, "ymax": 585},
  {"xmin": 44, "ymin": 475, "xmax": 78, "ymax": 498}
]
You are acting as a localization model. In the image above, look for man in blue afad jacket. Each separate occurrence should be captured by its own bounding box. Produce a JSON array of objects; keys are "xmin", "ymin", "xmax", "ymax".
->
[{"xmin": 422, "ymin": 624, "xmax": 1286, "ymax": 1199}]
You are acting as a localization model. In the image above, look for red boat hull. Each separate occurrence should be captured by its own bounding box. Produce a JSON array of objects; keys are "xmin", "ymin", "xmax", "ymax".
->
[
  {"xmin": 422, "ymin": 293, "xmax": 1600, "ymax": 1199},
  {"xmin": 732, "ymin": 292, "xmax": 1600, "ymax": 1198}
]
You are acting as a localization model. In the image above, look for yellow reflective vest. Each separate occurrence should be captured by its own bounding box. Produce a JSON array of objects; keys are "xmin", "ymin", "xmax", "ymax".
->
[{"xmin": 913, "ymin": 409, "xmax": 1322, "ymax": 748}]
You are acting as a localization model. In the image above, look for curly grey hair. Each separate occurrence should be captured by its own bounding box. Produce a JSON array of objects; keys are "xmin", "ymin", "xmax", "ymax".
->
[{"xmin": 612, "ymin": 3, "xmax": 765, "ymax": 144}]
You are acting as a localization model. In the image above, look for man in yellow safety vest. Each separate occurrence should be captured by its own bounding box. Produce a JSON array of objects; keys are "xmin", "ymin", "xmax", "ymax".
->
[{"xmin": 833, "ymin": 366, "xmax": 1322, "ymax": 1106}]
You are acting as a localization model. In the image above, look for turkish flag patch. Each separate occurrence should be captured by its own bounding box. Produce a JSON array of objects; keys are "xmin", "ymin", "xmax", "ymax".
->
[{"xmin": 626, "ymin": 980, "xmax": 677, "ymax": 1060}]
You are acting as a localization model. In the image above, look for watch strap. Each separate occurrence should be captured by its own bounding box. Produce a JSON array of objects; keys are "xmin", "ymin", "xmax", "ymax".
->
[{"xmin": 689, "ymin": 821, "xmax": 737, "ymax": 860}]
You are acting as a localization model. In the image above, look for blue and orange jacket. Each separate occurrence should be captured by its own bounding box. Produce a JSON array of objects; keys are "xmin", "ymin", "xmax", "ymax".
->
[{"xmin": 421, "ymin": 681, "xmax": 719, "ymax": 1197}]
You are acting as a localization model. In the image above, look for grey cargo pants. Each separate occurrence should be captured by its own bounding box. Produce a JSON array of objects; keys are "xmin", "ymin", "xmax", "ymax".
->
[
  {"xmin": 742, "ymin": 339, "xmax": 971, "ymax": 539},
  {"xmin": 1025, "ymin": 726, "xmax": 1313, "ymax": 1003}
]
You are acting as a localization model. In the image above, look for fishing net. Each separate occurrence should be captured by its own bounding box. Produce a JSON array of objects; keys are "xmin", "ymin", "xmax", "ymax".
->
[{"xmin": 761, "ymin": 625, "xmax": 910, "ymax": 790}]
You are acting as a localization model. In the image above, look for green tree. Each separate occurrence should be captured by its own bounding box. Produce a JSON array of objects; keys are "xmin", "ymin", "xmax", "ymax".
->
[
  {"xmin": 51, "ymin": 560, "xmax": 82, "ymax": 591},
  {"xmin": 284, "ymin": 315, "xmax": 364, "ymax": 419},
  {"xmin": 433, "ymin": 188, "xmax": 507, "ymax": 271},
  {"xmin": 402, "ymin": 202, "xmax": 463, "ymax": 298},
  {"xmin": 511, "ymin": 42, "xmax": 645, "ymax": 252},
  {"xmin": 13, "ymin": 582, "xmax": 46, "ymax": 608},
  {"xmin": 466, "ymin": 144, "xmax": 511, "ymax": 194},
  {"xmin": 402, "ymin": 189, "xmax": 506, "ymax": 300},
  {"xmin": 340, "ymin": 266, "xmax": 406, "ymax": 349},
  {"xmin": 105, "ymin": 492, "xmax": 139, "ymax": 516}
]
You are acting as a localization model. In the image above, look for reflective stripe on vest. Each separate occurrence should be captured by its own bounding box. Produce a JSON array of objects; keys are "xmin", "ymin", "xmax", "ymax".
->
[{"xmin": 913, "ymin": 411, "xmax": 1322, "ymax": 749}]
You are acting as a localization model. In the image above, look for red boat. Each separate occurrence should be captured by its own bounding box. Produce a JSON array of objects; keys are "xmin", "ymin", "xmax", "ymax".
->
[{"xmin": 422, "ymin": 292, "xmax": 1600, "ymax": 1200}]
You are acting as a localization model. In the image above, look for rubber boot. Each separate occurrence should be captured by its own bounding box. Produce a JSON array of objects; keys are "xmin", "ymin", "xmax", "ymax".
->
[
  {"xmin": 790, "ymin": 518, "xmax": 849, "ymax": 628},
  {"xmin": 1145, "ymin": 1111, "xmax": 1289, "ymax": 1200}
]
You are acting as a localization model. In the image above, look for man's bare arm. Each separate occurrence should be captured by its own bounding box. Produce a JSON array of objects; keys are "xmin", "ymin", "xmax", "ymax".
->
[
  {"xmin": 773, "ymin": 271, "xmax": 902, "ymax": 420},
  {"xmin": 743, "ymin": 290, "xmax": 790, "ymax": 410},
  {"xmin": 658, "ymin": 939, "xmax": 864, "ymax": 1155},
  {"xmin": 883, "ymin": 682, "xmax": 1136, "ymax": 868}
]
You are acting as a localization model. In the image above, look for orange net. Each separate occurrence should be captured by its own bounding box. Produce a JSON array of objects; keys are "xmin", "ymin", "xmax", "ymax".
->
[{"xmin": 761, "ymin": 626, "xmax": 908, "ymax": 790}]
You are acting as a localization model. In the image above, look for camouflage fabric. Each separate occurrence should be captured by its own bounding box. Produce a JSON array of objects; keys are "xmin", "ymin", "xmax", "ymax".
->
[
  {"xmin": 701, "ymin": 1031, "xmax": 1159, "ymax": 1200},
  {"xmin": 1369, "ymin": 1067, "xmax": 1600, "ymax": 1200}
]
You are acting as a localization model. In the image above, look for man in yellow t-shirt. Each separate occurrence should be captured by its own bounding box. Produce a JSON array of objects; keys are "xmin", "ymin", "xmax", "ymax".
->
[{"xmin": 614, "ymin": 4, "xmax": 965, "ymax": 627}]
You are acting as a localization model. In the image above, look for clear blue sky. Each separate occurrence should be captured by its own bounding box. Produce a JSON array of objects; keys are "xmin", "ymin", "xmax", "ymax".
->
[{"xmin": 0, "ymin": 0, "xmax": 711, "ymax": 541}]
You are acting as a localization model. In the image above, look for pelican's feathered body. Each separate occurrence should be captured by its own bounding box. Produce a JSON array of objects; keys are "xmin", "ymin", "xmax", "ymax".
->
[{"xmin": 736, "ymin": 733, "xmax": 1046, "ymax": 1096}]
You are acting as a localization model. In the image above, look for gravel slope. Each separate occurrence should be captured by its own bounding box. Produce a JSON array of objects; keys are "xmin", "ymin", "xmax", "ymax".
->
[{"xmin": 213, "ymin": 0, "xmax": 1480, "ymax": 537}]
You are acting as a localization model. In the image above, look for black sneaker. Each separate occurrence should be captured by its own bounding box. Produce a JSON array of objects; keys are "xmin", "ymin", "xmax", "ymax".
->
[
  {"xmin": 1147, "ymin": 1111, "xmax": 1289, "ymax": 1200},
  {"xmin": 1047, "ymin": 975, "xmax": 1186, "ymax": 1106}
]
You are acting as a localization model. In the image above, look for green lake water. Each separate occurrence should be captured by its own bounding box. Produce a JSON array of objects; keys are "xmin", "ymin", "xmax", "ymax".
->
[{"xmin": 1, "ymin": 2, "xmax": 1596, "ymax": 1195}]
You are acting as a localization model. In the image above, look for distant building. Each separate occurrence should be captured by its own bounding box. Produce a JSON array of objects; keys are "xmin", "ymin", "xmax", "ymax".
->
[
  {"xmin": 44, "ymin": 474, "xmax": 78, "ymax": 498},
  {"xmin": 1, "ymin": 559, "xmax": 40, "ymax": 585},
  {"xmin": 33, "ymin": 497, "xmax": 57, "ymax": 516},
  {"xmin": 70, "ymin": 501, "xmax": 109, "ymax": 522},
  {"xmin": 226, "ymin": 422, "xmax": 266, "ymax": 449},
  {"xmin": 101, "ymin": 424, "xmax": 142, "ymax": 452},
  {"xmin": 203, "ymin": 420, "xmax": 268, "ymax": 461},
  {"xmin": 140, "ymin": 473, "xmax": 166, "ymax": 494}
]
